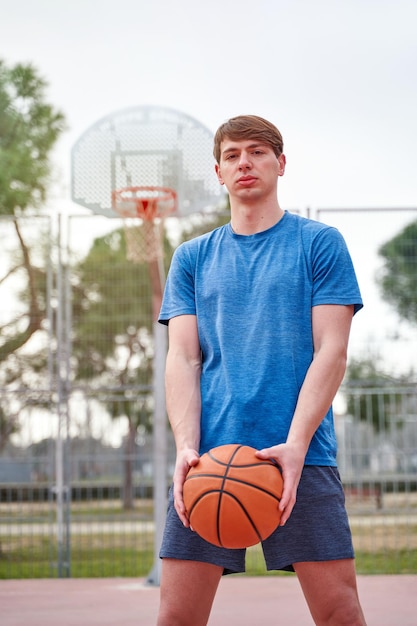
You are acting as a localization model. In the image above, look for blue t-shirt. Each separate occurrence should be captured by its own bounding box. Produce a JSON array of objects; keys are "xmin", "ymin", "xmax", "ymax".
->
[{"xmin": 159, "ymin": 211, "xmax": 363, "ymax": 465}]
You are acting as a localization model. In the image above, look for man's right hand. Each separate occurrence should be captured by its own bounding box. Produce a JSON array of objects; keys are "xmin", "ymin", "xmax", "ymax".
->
[{"xmin": 173, "ymin": 448, "xmax": 200, "ymax": 527}]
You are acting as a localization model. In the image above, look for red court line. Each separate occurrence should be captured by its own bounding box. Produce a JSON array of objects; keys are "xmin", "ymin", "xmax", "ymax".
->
[{"xmin": 1, "ymin": 575, "xmax": 416, "ymax": 625}]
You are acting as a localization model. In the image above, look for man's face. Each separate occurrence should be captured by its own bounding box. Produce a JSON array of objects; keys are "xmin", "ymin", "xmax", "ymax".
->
[{"xmin": 215, "ymin": 138, "xmax": 286, "ymax": 201}]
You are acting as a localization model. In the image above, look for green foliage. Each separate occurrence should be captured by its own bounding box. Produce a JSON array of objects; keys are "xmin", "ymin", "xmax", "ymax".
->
[
  {"xmin": 354, "ymin": 549, "xmax": 417, "ymax": 575},
  {"xmin": 71, "ymin": 228, "xmax": 155, "ymax": 385},
  {"xmin": 0, "ymin": 535, "xmax": 154, "ymax": 579},
  {"xmin": 71, "ymin": 213, "xmax": 230, "ymax": 388},
  {"xmin": 0, "ymin": 60, "xmax": 66, "ymax": 447},
  {"xmin": 344, "ymin": 357, "xmax": 411, "ymax": 431},
  {"xmin": 378, "ymin": 219, "xmax": 417, "ymax": 325},
  {"xmin": 0, "ymin": 60, "xmax": 66, "ymax": 215}
]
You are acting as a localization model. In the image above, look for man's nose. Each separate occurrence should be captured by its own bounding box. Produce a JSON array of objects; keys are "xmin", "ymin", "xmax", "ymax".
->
[{"xmin": 238, "ymin": 152, "xmax": 251, "ymax": 169}]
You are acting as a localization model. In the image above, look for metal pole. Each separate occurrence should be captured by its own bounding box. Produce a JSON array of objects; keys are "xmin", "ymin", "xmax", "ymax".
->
[
  {"xmin": 64, "ymin": 215, "xmax": 72, "ymax": 576},
  {"xmin": 55, "ymin": 213, "xmax": 65, "ymax": 577},
  {"xmin": 146, "ymin": 255, "xmax": 168, "ymax": 586},
  {"xmin": 55, "ymin": 213, "xmax": 70, "ymax": 577}
]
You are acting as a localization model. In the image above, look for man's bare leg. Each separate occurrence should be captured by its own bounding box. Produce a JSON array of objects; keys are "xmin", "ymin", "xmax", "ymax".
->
[
  {"xmin": 157, "ymin": 558, "xmax": 223, "ymax": 626},
  {"xmin": 294, "ymin": 559, "xmax": 366, "ymax": 626}
]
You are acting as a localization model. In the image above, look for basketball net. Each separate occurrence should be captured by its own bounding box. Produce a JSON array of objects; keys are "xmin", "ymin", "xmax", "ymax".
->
[
  {"xmin": 123, "ymin": 219, "xmax": 163, "ymax": 264},
  {"xmin": 112, "ymin": 186, "xmax": 177, "ymax": 264}
]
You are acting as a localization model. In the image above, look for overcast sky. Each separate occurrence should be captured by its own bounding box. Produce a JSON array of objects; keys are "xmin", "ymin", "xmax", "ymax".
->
[
  {"xmin": 1, "ymin": 0, "xmax": 416, "ymax": 212},
  {"xmin": 2, "ymin": 0, "xmax": 417, "ymax": 378}
]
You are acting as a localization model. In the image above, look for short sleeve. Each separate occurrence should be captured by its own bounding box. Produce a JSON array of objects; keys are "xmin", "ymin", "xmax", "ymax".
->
[
  {"xmin": 158, "ymin": 243, "xmax": 197, "ymax": 325},
  {"xmin": 311, "ymin": 227, "xmax": 363, "ymax": 314}
]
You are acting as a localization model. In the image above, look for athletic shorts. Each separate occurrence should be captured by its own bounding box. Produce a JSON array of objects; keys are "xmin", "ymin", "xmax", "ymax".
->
[{"xmin": 159, "ymin": 465, "xmax": 354, "ymax": 574}]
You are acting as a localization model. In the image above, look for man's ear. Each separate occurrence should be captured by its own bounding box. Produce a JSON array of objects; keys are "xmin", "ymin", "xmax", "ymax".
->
[
  {"xmin": 215, "ymin": 163, "xmax": 224, "ymax": 185},
  {"xmin": 278, "ymin": 154, "xmax": 286, "ymax": 176}
]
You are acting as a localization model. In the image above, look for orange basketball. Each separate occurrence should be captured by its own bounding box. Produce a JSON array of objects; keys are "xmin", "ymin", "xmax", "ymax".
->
[{"xmin": 183, "ymin": 444, "xmax": 283, "ymax": 549}]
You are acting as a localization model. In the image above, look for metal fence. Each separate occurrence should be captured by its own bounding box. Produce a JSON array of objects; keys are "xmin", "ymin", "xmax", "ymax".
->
[{"xmin": 0, "ymin": 208, "xmax": 416, "ymax": 579}]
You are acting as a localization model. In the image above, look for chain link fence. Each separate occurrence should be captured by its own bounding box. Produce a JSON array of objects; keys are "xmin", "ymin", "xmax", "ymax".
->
[{"xmin": 1, "ymin": 208, "xmax": 416, "ymax": 578}]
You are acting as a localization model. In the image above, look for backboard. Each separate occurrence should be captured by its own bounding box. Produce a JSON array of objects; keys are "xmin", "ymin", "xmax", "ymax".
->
[{"xmin": 71, "ymin": 105, "xmax": 224, "ymax": 218}]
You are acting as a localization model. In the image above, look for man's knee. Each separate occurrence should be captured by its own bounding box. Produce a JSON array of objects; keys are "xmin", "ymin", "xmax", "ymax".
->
[
  {"xmin": 294, "ymin": 560, "xmax": 366, "ymax": 626},
  {"xmin": 318, "ymin": 601, "xmax": 366, "ymax": 626}
]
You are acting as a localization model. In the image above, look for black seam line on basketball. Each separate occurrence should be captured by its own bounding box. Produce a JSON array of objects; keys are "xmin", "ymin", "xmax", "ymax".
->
[
  {"xmin": 215, "ymin": 446, "xmax": 243, "ymax": 545},
  {"xmin": 208, "ymin": 462, "xmax": 278, "ymax": 468},
  {"xmin": 188, "ymin": 457, "xmax": 282, "ymax": 474},
  {"xmin": 187, "ymin": 474, "xmax": 281, "ymax": 502},
  {"xmin": 219, "ymin": 491, "xmax": 263, "ymax": 546},
  {"xmin": 188, "ymin": 490, "xmax": 223, "ymax": 517},
  {"xmin": 207, "ymin": 451, "xmax": 276, "ymax": 470},
  {"xmin": 187, "ymin": 487, "xmax": 281, "ymax": 521},
  {"xmin": 185, "ymin": 474, "xmax": 282, "ymax": 502}
]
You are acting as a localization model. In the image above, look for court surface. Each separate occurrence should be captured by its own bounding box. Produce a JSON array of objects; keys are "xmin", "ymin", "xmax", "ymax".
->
[{"xmin": 2, "ymin": 575, "xmax": 416, "ymax": 625}]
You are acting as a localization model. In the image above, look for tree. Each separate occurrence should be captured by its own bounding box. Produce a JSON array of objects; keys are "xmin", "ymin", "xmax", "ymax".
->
[
  {"xmin": 377, "ymin": 219, "xmax": 417, "ymax": 325},
  {"xmin": 70, "ymin": 228, "xmax": 154, "ymax": 508},
  {"xmin": 0, "ymin": 61, "xmax": 66, "ymax": 216},
  {"xmin": 344, "ymin": 356, "xmax": 411, "ymax": 432},
  {"xmin": 0, "ymin": 60, "xmax": 66, "ymax": 359},
  {"xmin": 0, "ymin": 60, "xmax": 66, "ymax": 448},
  {"xmin": 70, "ymin": 212, "xmax": 230, "ymax": 384}
]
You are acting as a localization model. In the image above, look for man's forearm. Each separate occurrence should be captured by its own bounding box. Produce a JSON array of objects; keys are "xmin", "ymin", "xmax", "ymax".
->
[
  {"xmin": 286, "ymin": 345, "xmax": 347, "ymax": 455},
  {"xmin": 165, "ymin": 350, "xmax": 202, "ymax": 453}
]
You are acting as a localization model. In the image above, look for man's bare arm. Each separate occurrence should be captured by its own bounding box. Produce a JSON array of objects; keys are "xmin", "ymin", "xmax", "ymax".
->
[{"xmin": 165, "ymin": 314, "xmax": 202, "ymax": 525}]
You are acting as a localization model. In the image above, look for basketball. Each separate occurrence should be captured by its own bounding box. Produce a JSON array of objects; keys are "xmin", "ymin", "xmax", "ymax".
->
[{"xmin": 183, "ymin": 444, "xmax": 283, "ymax": 549}]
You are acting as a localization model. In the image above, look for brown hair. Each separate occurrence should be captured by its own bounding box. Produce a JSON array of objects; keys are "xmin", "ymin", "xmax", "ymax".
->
[{"xmin": 213, "ymin": 115, "xmax": 284, "ymax": 163}]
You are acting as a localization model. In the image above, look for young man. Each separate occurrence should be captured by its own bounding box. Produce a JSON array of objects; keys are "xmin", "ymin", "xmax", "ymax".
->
[{"xmin": 157, "ymin": 115, "xmax": 367, "ymax": 625}]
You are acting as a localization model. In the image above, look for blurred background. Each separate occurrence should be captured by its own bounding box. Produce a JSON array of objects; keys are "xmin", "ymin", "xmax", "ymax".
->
[{"xmin": 0, "ymin": 0, "xmax": 416, "ymax": 580}]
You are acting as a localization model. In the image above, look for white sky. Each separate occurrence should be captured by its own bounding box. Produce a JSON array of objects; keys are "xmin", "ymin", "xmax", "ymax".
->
[
  {"xmin": 1, "ymin": 0, "xmax": 417, "ymax": 378},
  {"xmin": 1, "ymin": 0, "xmax": 416, "ymax": 212}
]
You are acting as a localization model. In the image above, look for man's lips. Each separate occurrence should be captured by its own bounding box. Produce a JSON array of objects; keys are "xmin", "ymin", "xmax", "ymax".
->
[{"xmin": 237, "ymin": 176, "xmax": 257, "ymax": 186}]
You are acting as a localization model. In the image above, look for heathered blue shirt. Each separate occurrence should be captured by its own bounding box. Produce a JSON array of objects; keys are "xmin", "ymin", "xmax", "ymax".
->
[{"xmin": 159, "ymin": 211, "xmax": 363, "ymax": 465}]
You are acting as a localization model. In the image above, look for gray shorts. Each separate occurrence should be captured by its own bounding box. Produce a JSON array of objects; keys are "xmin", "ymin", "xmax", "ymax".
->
[{"xmin": 159, "ymin": 465, "xmax": 354, "ymax": 574}]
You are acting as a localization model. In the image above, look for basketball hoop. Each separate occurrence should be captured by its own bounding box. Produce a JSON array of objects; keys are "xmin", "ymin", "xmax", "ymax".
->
[
  {"xmin": 72, "ymin": 107, "xmax": 222, "ymax": 586},
  {"xmin": 112, "ymin": 186, "xmax": 177, "ymax": 263}
]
